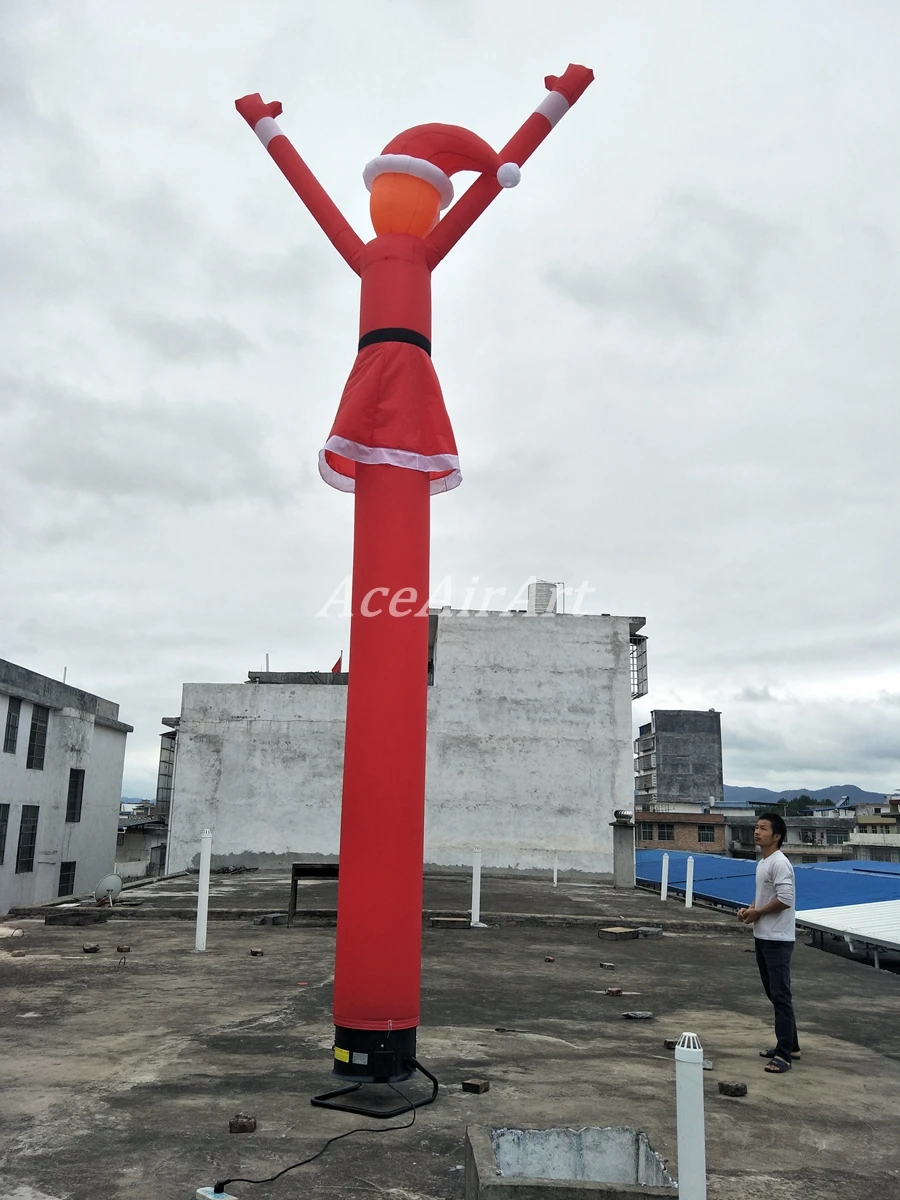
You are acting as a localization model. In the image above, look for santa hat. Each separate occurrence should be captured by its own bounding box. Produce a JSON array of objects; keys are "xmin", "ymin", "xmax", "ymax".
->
[{"xmin": 363, "ymin": 123, "xmax": 521, "ymax": 210}]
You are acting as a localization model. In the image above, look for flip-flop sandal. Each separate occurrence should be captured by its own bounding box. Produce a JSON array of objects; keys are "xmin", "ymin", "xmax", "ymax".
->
[
  {"xmin": 759, "ymin": 1047, "xmax": 800, "ymax": 1059},
  {"xmin": 764, "ymin": 1057, "xmax": 791, "ymax": 1073}
]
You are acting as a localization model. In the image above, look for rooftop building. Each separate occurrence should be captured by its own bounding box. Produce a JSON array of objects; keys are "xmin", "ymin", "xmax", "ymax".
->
[
  {"xmin": 635, "ymin": 809, "xmax": 727, "ymax": 855},
  {"xmin": 0, "ymin": 659, "xmax": 132, "ymax": 915},
  {"xmin": 724, "ymin": 812, "xmax": 856, "ymax": 863},
  {"xmin": 634, "ymin": 709, "xmax": 724, "ymax": 812},
  {"xmin": 165, "ymin": 602, "xmax": 648, "ymax": 875}
]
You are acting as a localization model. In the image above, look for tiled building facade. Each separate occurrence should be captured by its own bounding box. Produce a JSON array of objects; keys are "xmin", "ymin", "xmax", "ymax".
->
[{"xmin": 634, "ymin": 810, "xmax": 726, "ymax": 854}]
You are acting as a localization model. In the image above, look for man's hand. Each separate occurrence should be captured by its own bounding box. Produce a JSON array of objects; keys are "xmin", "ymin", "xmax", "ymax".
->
[
  {"xmin": 738, "ymin": 906, "xmax": 760, "ymax": 924},
  {"xmin": 235, "ymin": 94, "xmax": 283, "ymax": 128}
]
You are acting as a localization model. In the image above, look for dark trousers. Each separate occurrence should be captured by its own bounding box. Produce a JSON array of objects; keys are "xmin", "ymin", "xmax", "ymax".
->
[{"xmin": 755, "ymin": 938, "xmax": 799, "ymax": 1062}]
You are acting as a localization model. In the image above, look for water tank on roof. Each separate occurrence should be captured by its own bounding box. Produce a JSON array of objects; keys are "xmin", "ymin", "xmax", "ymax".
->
[{"xmin": 527, "ymin": 579, "xmax": 558, "ymax": 615}]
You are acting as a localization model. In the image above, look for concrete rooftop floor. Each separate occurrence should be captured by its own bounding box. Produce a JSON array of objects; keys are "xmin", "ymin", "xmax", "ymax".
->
[{"xmin": 2, "ymin": 871, "xmax": 900, "ymax": 1200}]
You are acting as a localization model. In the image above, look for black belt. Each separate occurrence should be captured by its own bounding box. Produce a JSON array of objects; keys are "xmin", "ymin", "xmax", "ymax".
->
[{"xmin": 358, "ymin": 327, "xmax": 431, "ymax": 356}]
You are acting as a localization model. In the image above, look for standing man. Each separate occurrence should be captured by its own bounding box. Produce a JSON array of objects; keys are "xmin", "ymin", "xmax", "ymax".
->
[{"xmin": 737, "ymin": 813, "xmax": 800, "ymax": 1074}]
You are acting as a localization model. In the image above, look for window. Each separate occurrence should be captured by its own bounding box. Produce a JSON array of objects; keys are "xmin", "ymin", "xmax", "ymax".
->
[
  {"xmin": 3, "ymin": 697, "xmax": 21, "ymax": 753},
  {"xmin": 117, "ymin": 832, "xmax": 125, "ymax": 846},
  {"xmin": 698, "ymin": 824, "xmax": 716, "ymax": 843},
  {"xmin": 638, "ymin": 822, "xmax": 654, "ymax": 841},
  {"xmin": 657, "ymin": 823, "xmax": 675, "ymax": 842},
  {"xmin": 58, "ymin": 861, "xmax": 77, "ymax": 897},
  {"xmin": 0, "ymin": 803, "xmax": 9, "ymax": 864},
  {"xmin": 15, "ymin": 805, "xmax": 39, "ymax": 873},
  {"xmin": 26, "ymin": 705, "xmax": 49, "ymax": 770},
  {"xmin": 156, "ymin": 731, "xmax": 177, "ymax": 819},
  {"xmin": 826, "ymin": 830, "xmax": 847, "ymax": 845},
  {"xmin": 630, "ymin": 634, "xmax": 648, "ymax": 699},
  {"xmin": 66, "ymin": 769, "xmax": 85, "ymax": 822},
  {"xmin": 802, "ymin": 855, "xmax": 817, "ymax": 863},
  {"xmin": 149, "ymin": 843, "xmax": 167, "ymax": 875}
]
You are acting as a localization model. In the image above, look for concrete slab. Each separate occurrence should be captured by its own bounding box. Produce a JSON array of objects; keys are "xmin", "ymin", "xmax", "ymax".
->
[
  {"xmin": 8, "ymin": 869, "xmax": 742, "ymax": 932},
  {"xmin": 2, "ymin": 874, "xmax": 900, "ymax": 1200},
  {"xmin": 487, "ymin": 1124, "xmax": 668, "ymax": 1184},
  {"xmin": 4, "ymin": 1189, "xmax": 65, "ymax": 1200}
]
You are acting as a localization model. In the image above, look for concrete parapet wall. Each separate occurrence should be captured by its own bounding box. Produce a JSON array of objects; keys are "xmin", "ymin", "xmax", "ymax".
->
[{"xmin": 167, "ymin": 612, "xmax": 635, "ymax": 874}]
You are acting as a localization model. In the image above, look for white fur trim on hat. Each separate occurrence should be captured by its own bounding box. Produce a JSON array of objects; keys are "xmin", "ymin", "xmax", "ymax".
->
[
  {"xmin": 497, "ymin": 162, "xmax": 521, "ymax": 188},
  {"xmin": 319, "ymin": 444, "xmax": 462, "ymax": 495},
  {"xmin": 363, "ymin": 154, "xmax": 454, "ymax": 209}
]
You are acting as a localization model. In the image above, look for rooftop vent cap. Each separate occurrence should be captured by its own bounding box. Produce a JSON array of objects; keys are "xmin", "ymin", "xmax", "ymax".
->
[{"xmin": 675, "ymin": 1031, "xmax": 704, "ymax": 1062}]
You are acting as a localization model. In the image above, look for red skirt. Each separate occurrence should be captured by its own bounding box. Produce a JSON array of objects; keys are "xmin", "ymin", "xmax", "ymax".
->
[{"xmin": 319, "ymin": 342, "xmax": 461, "ymax": 495}]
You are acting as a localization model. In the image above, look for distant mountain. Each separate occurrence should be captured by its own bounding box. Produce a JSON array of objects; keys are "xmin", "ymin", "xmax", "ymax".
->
[
  {"xmin": 121, "ymin": 795, "xmax": 150, "ymax": 805},
  {"xmin": 724, "ymin": 784, "xmax": 886, "ymax": 806}
]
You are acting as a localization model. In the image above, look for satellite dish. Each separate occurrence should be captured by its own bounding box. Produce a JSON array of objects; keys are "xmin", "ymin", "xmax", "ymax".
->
[{"xmin": 94, "ymin": 873, "xmax": 123, "ymax": 907}]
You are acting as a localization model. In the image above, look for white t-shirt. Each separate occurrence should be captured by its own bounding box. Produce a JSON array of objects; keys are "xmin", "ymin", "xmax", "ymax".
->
[{"xmin": 754, "ymin": 849, "xmax": 796, "ymax": 942}]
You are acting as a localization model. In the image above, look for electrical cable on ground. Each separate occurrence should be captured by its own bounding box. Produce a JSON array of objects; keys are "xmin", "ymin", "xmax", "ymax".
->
[{"xmin": 213, "ymin": 1081, "xmax": 417, "ymax": 1194}]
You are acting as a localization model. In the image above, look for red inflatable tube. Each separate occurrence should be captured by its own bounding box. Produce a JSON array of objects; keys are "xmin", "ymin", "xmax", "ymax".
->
[
  {"xmin": 235, "ymin": 66, "xmax": 593, "ymax": 1075},
  {"xmin": 333, "ymin": 462, "xmax": 430, "ymax": 1031}
]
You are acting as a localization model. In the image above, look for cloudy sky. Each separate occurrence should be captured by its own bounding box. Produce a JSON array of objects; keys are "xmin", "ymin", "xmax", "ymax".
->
[{"xmin": 2, "ymin": 1, "xmax": 898, "ymax": 798}]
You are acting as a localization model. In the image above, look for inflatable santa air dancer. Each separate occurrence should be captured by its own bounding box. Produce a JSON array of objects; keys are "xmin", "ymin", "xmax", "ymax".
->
[{"xmin": 236, "ymin": 64, "xmax": 593, "ymax": 1111}]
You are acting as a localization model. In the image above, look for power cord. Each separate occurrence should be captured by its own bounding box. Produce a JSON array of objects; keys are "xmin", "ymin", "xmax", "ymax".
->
[{"xmin": 213, "ymin": 1081, "xmax": 417, "ymax": 1195}]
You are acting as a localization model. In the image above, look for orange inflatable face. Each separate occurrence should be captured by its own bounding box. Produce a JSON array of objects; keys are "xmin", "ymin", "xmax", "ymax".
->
[{"xmin": 370, "ymin": 173, "xmax": 441, "ymax": 237}]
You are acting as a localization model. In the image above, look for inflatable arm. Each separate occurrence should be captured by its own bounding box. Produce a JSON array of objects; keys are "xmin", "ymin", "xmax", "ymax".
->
[
  {"xmin": 425, "ymin": 64, "xmax": 594, "ymax": 269},
  {"xmin": 235, "ymin": 94, "xmax": 365, "ymax": 274}
]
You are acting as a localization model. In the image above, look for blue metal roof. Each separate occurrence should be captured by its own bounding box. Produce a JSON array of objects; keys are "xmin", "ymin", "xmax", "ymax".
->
[
  {"xmin": 800, "ymin": 859, "xmax": 900, "ymax": 876},
  {"xmin": 635, "ymin": 850, "xmax": 900, "ymax": 910}
]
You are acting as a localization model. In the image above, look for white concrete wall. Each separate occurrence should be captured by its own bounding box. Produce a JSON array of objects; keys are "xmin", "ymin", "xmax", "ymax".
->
[
  {"xmin": 424, "ymin": 611, "xmax": 633, "ymax": 872},
  {"xmin": 167, "ymin": 682, "xmax": 347, "ymax": 872},
  {"xmin": 166, "ymin": 611, "xmax": 636, "ymax": 874},
  {"xmin": 116, "ymin": 830, "xmax": 168, "ymax": 879},
  {"xmin": 117, "ymin": 854, "xmax": 150, "ymax": 881},
  {"xmin": 0, "ymin": 695, "xmax": 128, "ymax": 915}
]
